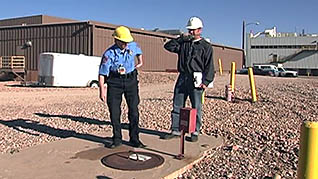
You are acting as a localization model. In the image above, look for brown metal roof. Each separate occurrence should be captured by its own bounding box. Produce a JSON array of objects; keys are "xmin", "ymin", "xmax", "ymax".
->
[
  {"xmin": 89, "ymin": 21, "xmax": 176, "ymax": 39},
  {"xmin": 0, "ymin": 15, "xmax": 76, "ymax": 27}
]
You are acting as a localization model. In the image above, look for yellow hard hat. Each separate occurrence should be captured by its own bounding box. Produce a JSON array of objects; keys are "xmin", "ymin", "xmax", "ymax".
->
[{"xmin": 112, "ymin": 26, "xmax": 134, "ymax": 43}]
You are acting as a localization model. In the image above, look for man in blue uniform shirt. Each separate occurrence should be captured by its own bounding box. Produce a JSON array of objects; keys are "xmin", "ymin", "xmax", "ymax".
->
[{"xmin": 98, "ymin": 26, "xmax": 145, "ymax": 148}]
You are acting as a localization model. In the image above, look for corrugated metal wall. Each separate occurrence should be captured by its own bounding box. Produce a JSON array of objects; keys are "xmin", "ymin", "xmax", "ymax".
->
[
  {"xmin": 92, "ymin": 24, "xmax": 178, "ymax": 72},
  {"xmin": 92, "ymin": 23, "xmax": 243, "ymax": 72},
  {"xmin": 213, "ymin": 45, "xmax": 243, "ymax": 73},
  {"xmin": 0, "ymin": 22, "xmax": 92, "ymax": 80},
  {"xmin": 249, "ymin": 48, "xmax": 298, "ymax": 65},
  {"xmin": 92, "ymin": 25, "xmax": 115, "ymax": 56},
  {"xmin": 131, "ymin": 31, "xmax": 178, "ymax": 71},
  {"xmin": 283, "ymin": 51, "xmax": 318, "ymax": 69},
  {"xmin": 246, "ymin": 35, "xmax": 318, "ymax": 68},
  {"xmin": 1, "ymin": 15, "xmax": 244, "ymax": 81}
]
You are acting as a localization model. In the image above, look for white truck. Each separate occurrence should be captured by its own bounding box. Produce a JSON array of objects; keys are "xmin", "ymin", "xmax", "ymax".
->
[
  {"xmin": 277, "ymin": 66, "xmax": 298, "ymax": 77},
  {"xmin": 276, "ymin": 64, "xmax": 298, "ymax": 77},
  {"xmin": 38, "ymin": 52, "xmax": 101, "ymax": 87}
]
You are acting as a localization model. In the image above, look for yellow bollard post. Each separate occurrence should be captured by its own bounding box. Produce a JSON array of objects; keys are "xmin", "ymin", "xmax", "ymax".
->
[
  {"xmin": 230, "ymin": 62, "xmax": 236, "ymax": 92},
  {"xmin": 297, "ymin": 121, "xmax": 318, "ymax": 179},
  {"xmin": 218, "ymin": 58, "xmax": 223, "ymax": 76},
  {"xmin": 201, "ymin": 91, "xmax": 205, "ymax": 104},
  {"xmin": 248, "ymin": 67, "xmax": 257, "ymax": 102}
]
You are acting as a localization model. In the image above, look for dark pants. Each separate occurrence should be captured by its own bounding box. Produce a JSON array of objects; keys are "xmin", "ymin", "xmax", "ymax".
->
[{"xmin": 106, "ymin": 70, "xmax": 140, "ymax": 143}]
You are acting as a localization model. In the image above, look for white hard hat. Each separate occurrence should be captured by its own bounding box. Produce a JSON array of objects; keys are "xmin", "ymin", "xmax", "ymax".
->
[{"xmin": 186, "ymin": 17, "xmax": 203, "ymax": 30}]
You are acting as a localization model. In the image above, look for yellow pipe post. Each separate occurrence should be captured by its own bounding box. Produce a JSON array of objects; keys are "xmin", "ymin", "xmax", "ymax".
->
[
  {"xmin": 218, "ymin": 58, "xmax": 223, "ymax": 76},
  {"xmin": 230, "ymin": 62, "xmax": 236, "ymax": 92},
  {"xmin": 201, "ymin": 91, "xmax": 205, "ymax": 104},
  {"xmin": 297, "ymin": 121, "xmax": 318, "ymax": 179},
  {"xmin": 248, "ymin": 67, "xmax": 257, "ymax": 102}
]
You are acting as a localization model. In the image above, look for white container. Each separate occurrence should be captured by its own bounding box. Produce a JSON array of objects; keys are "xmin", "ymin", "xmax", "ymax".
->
[
  {"xmin": 38, "ymin": 52, "xmax": 101, "ymax": 87},
  {"xmin": 193, "ymin": 72, "xmax": 214, "ymax": 88},
  {"xmin": 193, "ymin": 72, "xmax": 202, "ymax": 88}
]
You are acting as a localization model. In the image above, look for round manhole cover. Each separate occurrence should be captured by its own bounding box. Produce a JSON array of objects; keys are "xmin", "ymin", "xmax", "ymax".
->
[{"xmin": 101, "ymin": 151, "xmax": 164, "ymax": 171}]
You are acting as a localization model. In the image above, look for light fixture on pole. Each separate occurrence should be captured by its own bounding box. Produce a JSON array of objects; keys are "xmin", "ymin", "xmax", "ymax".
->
[
  {"xmin": 21, "ymin": 41, "xmax": 32, "ymax": 49},
  {"xmin": 242, "ymin": 21, "xmax": 260, "ymax": 67}
]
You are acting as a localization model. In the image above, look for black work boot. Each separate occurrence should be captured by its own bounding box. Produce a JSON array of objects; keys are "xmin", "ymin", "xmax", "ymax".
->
[
  {"xmin": 108, "ymin": 141, "xmax": 122, "ymax": 149},
  {"xmin": 129, "ymin": 139, "xmax": 146, "ymax": 148},
  {"xmin": 189, "ymin": 134, "xmax": 198, "ymax": 142},
  {"xmin": 161, "ymin": 131, "xmax": 181, "ymax": 140}
]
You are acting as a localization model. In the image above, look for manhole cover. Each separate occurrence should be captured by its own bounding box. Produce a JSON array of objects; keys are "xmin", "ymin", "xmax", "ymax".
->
[{"xmin": 101, "ymin": 151, "xmax": 164, "ymax": 171}]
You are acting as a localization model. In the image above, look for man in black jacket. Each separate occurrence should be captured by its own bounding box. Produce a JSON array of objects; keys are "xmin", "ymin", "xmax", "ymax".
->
[{"xmin": 162, "ymin": 17, "xmax": 214, "ymax": 142}]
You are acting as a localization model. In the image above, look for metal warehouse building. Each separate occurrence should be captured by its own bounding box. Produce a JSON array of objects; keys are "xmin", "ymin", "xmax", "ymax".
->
[
  {"xmin": 0, "ymin": 15, "xmax": 243, "ymax": 81},
  {"xmin": 246, "ymin": 27, "xmax": 318, "ymax": 75}
]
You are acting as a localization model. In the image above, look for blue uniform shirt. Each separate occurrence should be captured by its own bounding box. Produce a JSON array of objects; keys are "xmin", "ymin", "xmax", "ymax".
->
[{"xmin": 99, "ymin": 42, "xmax": 142, "ymax": 76}]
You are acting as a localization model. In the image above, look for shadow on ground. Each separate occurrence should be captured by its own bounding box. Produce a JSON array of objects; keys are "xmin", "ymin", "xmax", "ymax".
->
[{"xmin": 0, "ymin": 113, "xmax": 171, "ymax": 149}]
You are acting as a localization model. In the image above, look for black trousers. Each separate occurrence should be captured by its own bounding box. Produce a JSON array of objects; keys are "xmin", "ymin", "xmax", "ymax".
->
[{"xmin": 106, "ymin": 70, "xmax": 140, "ymax": 143}]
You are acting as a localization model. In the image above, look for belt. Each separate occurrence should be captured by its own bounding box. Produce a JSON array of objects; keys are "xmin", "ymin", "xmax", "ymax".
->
[{"xmin": 110, "ymin": 70, "xmax": 136, "ymax": 79}]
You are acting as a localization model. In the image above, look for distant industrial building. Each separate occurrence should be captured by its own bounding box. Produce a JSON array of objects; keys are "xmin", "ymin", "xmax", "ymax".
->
[
  {"xmin": 246, "ymin": 27, "xmax": 318, "ymax": 75},
  {"xmin": 0, "ymin": 15, "xmax": 243, "ymax": 81}
]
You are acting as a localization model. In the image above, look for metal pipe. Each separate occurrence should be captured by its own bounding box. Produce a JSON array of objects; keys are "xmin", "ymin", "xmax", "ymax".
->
[
  {"xmin": 248, "ymin": 67, "xmax": 257, "ymax": 102},
  {"xmin": 242, "ymin": 20, "xmax": 260, "ymax": 67},
  {"xmin": 242, "ymin": 21, "xmax": 246, "ymax": 67}
]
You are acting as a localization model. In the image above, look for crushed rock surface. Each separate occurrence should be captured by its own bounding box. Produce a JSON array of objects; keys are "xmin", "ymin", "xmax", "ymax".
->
[{"xmin": 1, "ymin": 72, "xmax": 317, "ymax": 178}]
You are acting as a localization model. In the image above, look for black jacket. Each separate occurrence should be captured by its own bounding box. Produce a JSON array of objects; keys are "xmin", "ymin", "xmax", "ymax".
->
[{"xmin": 164, "ymin": 37, "xmax": 214, "ymax": 86}]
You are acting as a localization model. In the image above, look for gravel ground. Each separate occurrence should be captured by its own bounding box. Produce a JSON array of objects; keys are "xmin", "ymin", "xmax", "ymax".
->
[{"xmin": 0, "ymin": 72, "xmax": 318, "ymax": 178}]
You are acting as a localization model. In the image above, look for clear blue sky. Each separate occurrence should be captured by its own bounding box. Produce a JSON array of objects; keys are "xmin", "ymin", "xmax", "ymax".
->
[{"xmin": 1, "ymin": 0, "xmax": 317, "ymax": 48}]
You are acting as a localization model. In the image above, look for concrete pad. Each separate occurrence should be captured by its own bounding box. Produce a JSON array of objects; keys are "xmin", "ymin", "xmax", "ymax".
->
[{"xmin": 0, "ymin": 130, "xmax": 223, "ymax": 179}]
